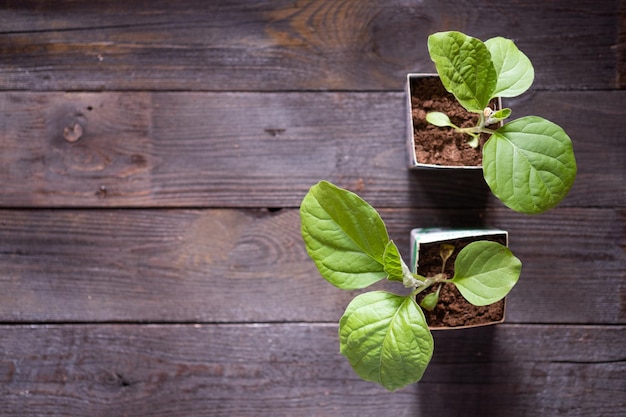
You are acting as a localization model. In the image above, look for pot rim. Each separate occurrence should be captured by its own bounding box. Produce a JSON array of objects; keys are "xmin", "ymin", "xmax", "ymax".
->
[
  {"xmin": 410, "ymin": 227, "xmax": 509, "ymax": 330},
  {"xmin": 406, "ymin": 73, "xmax": 502, "ymax": 170}
]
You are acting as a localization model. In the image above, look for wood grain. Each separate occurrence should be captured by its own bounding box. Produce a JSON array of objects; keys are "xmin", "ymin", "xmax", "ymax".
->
[
  {"xmin": 618, "ymin": 0, "xmax": 626, "ymax": 88},
  {"xmin": 1, "ymin": 207, "xmax": 623, "ymax": 324},
  {"xmin": 0, "ymin": 0, "xmax": 619, "ymax": 91},
  {"xmin": 0, "ymin": 2, "xmax": 624, "ymax": 415},
  {"xmin": 0, "ymin": 90, "xmax": 623, "ymax": 208},
  {"xmin": 0, "ymin": 324, "xmax": 623, "ymax": 416}
]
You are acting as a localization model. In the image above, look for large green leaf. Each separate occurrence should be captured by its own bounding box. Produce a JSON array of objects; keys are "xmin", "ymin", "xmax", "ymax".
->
[
  {"xmin": 428, "ymin": 31, "xmax": 497, "ymax": 112},
  {"xmin": 451, "ymin": 241, "xmax": 522, "ymax": 306},
  {"xmin": 300, "ymin": 181, "xmax": 389, "ymax": 289},
  {"xmin": 483, "ymin": 116, "xmax": 577, "ymax": 214},
  {"xmin": 484, "ymin": 37, "xmax": 534, "ymax": 98},
  {"xmin": 339, "ymin": 291, "xmax": 433, "ymax": 391}
]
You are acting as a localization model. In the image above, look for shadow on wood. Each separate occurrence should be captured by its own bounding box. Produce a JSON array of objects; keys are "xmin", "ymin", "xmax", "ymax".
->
[
  {"xmin": 407, "ymin": 168, "xmax": 492, "ymax": 221},
  {"xmin": 416, "ymin": 326, "xmax": 520, "ymax": 416}
]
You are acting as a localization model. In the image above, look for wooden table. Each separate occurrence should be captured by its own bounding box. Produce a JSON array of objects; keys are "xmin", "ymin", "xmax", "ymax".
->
[{"xmin": 0, "ymin": 1, "xmax": 624, "ymax": 415}]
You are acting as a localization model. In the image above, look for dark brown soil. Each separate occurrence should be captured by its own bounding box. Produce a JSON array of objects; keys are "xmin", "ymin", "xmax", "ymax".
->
[
  {"xmin": 409, "ymin": 76, "xmax": 498, "ymax": 167},
  {"xmin": 415, "ymin": 234, "xmax": 507, "ymax": 328}
]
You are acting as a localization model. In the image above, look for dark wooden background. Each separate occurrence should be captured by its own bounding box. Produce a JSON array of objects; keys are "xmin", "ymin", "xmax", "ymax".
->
[{"xmin": 0, "ymin": 1, "xmax": 624, "ymax": 415}]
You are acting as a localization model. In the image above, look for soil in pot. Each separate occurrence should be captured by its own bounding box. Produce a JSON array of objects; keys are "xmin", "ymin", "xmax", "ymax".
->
[
  {"xmin": 415, "ymin": 234, "xmax": 506, "ymax": 328},
  {"xmin": 410, "ymin": 76, "xmax": 498, "ymax": 167}
]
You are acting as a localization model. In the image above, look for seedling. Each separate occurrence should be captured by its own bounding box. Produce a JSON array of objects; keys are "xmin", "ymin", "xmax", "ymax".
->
[
  {"xmin": 300, "ymin": 181, "xmax": 521, "ymax": 391},
  {"xmin": 425, "ymin": 31, "xmax": 577, "ymax": 214},
  {"xmin": 418, "ymin": 243, "xmax": 454, "ymax": 311}
]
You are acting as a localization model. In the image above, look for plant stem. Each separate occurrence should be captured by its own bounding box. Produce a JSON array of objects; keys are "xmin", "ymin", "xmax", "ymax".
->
[
  {"xmin": 452, "ymin": 112, "xmax": 498, "ymax": 148},
  {"xmin": 410, "ymin": 275, "xmax": 453, "ymax": 297}
]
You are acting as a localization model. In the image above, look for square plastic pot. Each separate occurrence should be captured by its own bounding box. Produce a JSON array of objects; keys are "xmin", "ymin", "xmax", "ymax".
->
[
  {"xmin": 410, "ymin": 227, "xmax": 510, "ymax": 329},
  {"xmin": 406, "ymin": 73, "xmax": 502, "ymax": 169}
]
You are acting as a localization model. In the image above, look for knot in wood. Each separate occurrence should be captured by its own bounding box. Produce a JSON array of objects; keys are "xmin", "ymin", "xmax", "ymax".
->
[{"xmin": 63, "ymin": 123, "xmax": 83, "ymax": 143}]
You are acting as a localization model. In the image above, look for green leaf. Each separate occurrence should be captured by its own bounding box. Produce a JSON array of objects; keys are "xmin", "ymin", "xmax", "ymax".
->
[
  {"xmin": 451, "ymin": 241, "xmax": 522, "ymax": 306},
  {"xmin": 483, "ymin": 116, "xmax": 577, "ymax": 214},
  {"xmin": 428, "ymin": 31, "xmax": 497, "ymax": 112},
  {"xmin": 419, "ymin": 289, "xmax": 440, "ymax": 312},
  {"xmin": 486, "ymin": 107, "xmax": 512, "ymax": 124},
  {"xmin": 426, "ymin": 111, "xmax": 456, "ymax": 128},
  {"xmin": 484, "ymin": 37, "xmax": 534, "ymax": 98},
  {"xmin": 383, "ymin": 241, "xmax": 419, "ymax": 288},
  {"xmin": 339, "ymin": 291, "xmax": 434, "ymax": 391},
  {"xmin": 300, "ymin": 181, "xmax": 389, "ymax": 289},
  {"xmin": 492, "ymin": 108, "xmax": 512, "ymax": 119}
]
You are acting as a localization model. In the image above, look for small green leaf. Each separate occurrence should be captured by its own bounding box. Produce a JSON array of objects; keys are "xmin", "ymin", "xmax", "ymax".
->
[
  {"xmin": 339, "ymin": 291, "xmax": 434, "ymax": 391},
  {"xmin": 486, "ymin": 107, "xmax": 512, "ymax": 124},
  {"xmin": 483, "ymin": 116, "xmax": 577, "ymax": 214},
  {"xmin": 467, "ymin": 136, "xmax": 479, "ymax": 148},
  {"xmin": 420, "ymin": 287, "xmax": 440, "ymax": 312},
  {"xmin": 383, "ymin": 241, "xmax": 418, "ymax": 288},
  {"xmin": 484, "ymin": 37, "xmax": 534, "ymax": 98},
  {"xmin": 426, "ymin": 112, "xmax": 456, "ymax": 128},
  {"xmin": 492, "ymin": 108, "xmax": 511, "ymax": 118},
  {"xmin": 451, "ymin": 241, "xmax": 522, "ymax": 306},
  {"xmin": 300, "ymin": 181, "xmax": 389, "ymax": 289},
  {"xmin": 428, "ymin": 31, "xmax": 497, "ymax": 112}
]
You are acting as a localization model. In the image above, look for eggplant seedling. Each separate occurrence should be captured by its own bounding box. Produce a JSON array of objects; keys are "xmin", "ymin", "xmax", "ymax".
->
[
  {"xmin": 418, "ymin": 243, "xmax": 454, "ymax": 311},
  {"xmin": 425, "ymin": 31, "xmax": 577, "ymax": 214},
  {"xmin": 300, "ymin": 181, "xmax": 522, "ymax": 391}
]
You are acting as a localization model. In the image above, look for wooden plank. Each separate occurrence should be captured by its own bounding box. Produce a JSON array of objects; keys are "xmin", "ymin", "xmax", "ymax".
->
[
  {"xmin": 1, "ymin": 207, "xmax": 623, "ymax": 324},
  {"xmin": 0, "ymin": 323, "xmax": 623, "ymax": 416},
  {"xmin": 0, "ymin": 90, "xmax": 623, "ymax": 208},
  {"xmin": 0, "ymin": 0, "xmax": 619, "ymax": 91},
  {"xmin": 618, "ymin": 0, "xmax": 626, "ymax": 88}
]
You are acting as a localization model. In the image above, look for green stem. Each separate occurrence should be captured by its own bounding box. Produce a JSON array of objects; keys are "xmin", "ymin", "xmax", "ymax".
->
[
  {"xmin": 410, "ymin": 281, "xmax": 432, "ymax": 298},
  {"xmin": 410, "ymin": 275, "xmax": 453, "ymax": 297},
  {"xmin": 454, "ymin": 112, "xmax": 497, "ymax": 146},
  {"xmin": 478, "ymin": 127, "xmax": 496, "ymax": 135},
  {"xmin": 457, "ymin": 128, "xmax": 480, "ymax": 138}
]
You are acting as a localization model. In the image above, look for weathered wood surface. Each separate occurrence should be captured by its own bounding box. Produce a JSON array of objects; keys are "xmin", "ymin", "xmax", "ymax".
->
[
  {"xmin": 0, "ymin": 0, "xmax": 620, "ymax": 91},
  {"xmin": 620, "ymin": 3, "xmax": 626, "ymax": 88},
  {"xmin": 0, "ymin": 324, "xmax": 623, "ymax": 417},
  {"xmin": 0, "ymin": 1, "xmax": 624, "ymax": 416},
  {"xmin": 1, "ymin": 207, "xmax": 624, "ymax": 324},
  {"xmin": 0, "ymin": 90, "xmax": 624, "ymax": 208}
]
